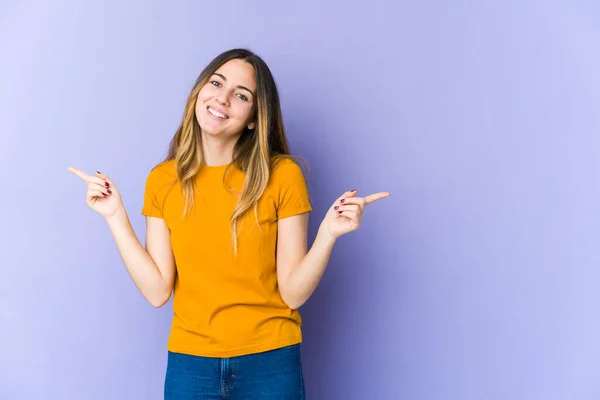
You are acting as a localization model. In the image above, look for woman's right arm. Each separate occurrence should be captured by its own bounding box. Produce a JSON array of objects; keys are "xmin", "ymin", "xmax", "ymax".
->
[
  {"xmin": 68, "ymin": 166, "xmax": 175, "ymax": 308},
  {"xmin": 106, "ymin": 207, "xmax": 175, "ymax": 308}
]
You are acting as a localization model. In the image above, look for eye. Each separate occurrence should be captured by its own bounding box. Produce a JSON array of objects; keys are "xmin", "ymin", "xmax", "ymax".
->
[
  {"xmin": 210, "ymin": 80, "xmax": 221, "ymax": 87},
  {"xmin": 236, "ymin": 93, "xmax": 248, "ymax": 101}
]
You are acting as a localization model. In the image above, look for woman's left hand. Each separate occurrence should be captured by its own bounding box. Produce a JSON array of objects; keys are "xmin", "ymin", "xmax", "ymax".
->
[{"xmin": 321, "ymin": 189, "xmax": 391, "ymax": 240}]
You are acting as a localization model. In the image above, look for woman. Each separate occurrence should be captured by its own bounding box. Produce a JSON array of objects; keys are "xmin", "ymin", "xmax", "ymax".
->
[{"xmin": 68, "ymin": 48, "xmax": 390, "ymax": 399}]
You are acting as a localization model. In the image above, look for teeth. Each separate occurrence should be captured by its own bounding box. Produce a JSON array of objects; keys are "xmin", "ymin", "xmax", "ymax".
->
[{"xmin": 208, "ymin": 107, "xmax": 226, "ymax": 119}]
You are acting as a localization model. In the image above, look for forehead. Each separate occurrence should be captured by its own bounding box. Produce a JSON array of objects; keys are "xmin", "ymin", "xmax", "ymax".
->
[{"xmin": 214, "ymin": 59, "xmax": 256, "ymax": 90}]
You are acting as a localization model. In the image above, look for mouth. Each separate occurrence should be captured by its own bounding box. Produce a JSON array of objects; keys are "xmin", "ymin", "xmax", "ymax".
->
[{"xmin": 207, "ymin": 106, "xmax": 229, "ymax": 120}]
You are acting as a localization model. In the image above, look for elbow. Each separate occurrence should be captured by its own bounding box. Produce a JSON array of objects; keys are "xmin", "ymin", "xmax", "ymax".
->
[
  {"xmin": 280, "ymin": 291, "xmax": 305, "ymax": 311},
  {"xmin": 150, "ymin": 298, "xmax": 167, "ymax": 308},
  {"xmin": 284, "ymin": 300, "xmax": 302, "ymax": 311},
  {"xmin": 279, "ymin": 270, "xmax": 310, "ymax": 310},
  {"xmin": 149, "ymin": 291, "xmax": 171, "ymax": 308}
]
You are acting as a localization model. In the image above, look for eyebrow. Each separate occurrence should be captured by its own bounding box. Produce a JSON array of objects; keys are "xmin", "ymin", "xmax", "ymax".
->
[{"xmin": 212, "ymin": 73, "xmax": 255, "ymax": 97}]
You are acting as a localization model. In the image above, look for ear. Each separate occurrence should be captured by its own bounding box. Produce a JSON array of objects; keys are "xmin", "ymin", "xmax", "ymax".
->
[{"xmin": 247, "ymin": 121, "xmax": 256, "ymax": 130}]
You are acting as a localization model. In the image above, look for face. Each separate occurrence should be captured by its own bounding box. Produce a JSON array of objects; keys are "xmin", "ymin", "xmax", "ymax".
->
[{"xmin": 195, "ymin": 59, "xmax": 257, "ymax": 138}]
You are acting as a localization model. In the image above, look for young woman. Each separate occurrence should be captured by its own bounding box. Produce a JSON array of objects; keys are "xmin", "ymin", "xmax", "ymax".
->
[{"xmin": 68, "ymin": 48, "xmax": 390, "ymax": 399}]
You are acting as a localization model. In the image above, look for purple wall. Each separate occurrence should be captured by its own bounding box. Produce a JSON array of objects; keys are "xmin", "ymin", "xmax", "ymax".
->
[{"xmin": 2, "ymin": 1, "xmax": 599, "ymax": 399}]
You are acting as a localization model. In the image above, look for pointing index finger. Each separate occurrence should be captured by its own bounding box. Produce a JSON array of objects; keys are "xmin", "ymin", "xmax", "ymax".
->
[
  {"xmin": 364, "ymin": 192, "xmax": 391, "ymax": 206},
  {"xmin": 67, "ymin": 166, "xmax": 92, "ymax": 182}
]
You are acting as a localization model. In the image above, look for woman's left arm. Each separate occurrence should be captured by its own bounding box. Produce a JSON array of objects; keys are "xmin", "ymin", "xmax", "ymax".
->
[{"xmin": 277, "ymin": 189, "xmax": 391, "ymax": 310}]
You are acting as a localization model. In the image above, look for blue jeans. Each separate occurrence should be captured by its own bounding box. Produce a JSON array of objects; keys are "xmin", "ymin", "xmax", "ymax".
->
[{"xmin": 164, "ymin": 344, "xmax": 306, "ymax": 399}]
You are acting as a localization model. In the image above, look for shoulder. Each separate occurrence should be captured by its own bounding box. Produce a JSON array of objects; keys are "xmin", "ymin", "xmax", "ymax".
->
[
  {"xmin": 268, "ymin": 156, "xmax": 312, "ymax": 214},
  {"xmin": 270, "ymin": 157, "xmax": 308, "ymax": 181},
  {"xmin": 145, "ymin": 159, "xmax": 177, "ymax": 188},
  {"xmin": 149, "ymin": 159, "xmax": 177, "ymax": 177}
]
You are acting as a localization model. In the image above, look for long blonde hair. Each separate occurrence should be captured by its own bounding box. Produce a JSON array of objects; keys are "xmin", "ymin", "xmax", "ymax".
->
[{"xmin": 162, "ymin": 48, "xmax": 306, "ymax": 254}]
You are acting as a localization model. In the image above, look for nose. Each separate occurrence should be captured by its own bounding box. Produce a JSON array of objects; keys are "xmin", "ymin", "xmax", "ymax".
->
[{"xmin": 215, "ymin": 91, "xmax": 229, "ymax": 106}]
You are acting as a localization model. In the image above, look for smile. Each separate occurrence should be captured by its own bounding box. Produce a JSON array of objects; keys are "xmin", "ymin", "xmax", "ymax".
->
[{"xmin": 207, "ymin": 106, "xmax": 229, "ymax": 119}]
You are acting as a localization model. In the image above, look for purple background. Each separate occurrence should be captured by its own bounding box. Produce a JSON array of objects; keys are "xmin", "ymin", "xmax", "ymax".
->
[{"xmin": 2, "ymin": 1, "xmax": 599, "ymax": 399}]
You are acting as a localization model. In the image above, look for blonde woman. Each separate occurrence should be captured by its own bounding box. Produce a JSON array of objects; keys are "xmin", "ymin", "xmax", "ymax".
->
[{"xmin": 68, "ymin": 48, "xmax": 390, "ymax": 399}]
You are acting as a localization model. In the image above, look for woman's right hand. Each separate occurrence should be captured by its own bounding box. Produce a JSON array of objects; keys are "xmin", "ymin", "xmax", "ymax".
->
[{"xmin": 67, "ymin": 167, "xmax": 124, "ymax": 219}]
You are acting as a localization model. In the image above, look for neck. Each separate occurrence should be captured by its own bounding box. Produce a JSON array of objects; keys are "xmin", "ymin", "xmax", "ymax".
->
[{"xmin": 200, "ymin": 132, "xmax": 240, "ymax": 166}]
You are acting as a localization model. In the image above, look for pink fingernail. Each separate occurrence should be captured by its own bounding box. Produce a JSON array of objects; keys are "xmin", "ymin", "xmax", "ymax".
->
[
  {"xmin": 340, "ymin": 199, "xmax": 345, "ymax": 203},
  {"xmin": 334, "ymin": 206, "xmax": 339, "ymax": 210},
  {"xmin": 107, "ymin": 189, "xmax": 112, "ymax": 194}
]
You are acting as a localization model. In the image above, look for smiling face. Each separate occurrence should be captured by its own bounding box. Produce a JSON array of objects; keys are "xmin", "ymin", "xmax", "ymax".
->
[{"xmin": 195, "ymin": 58, "xmax": 257, "ymax": 139}]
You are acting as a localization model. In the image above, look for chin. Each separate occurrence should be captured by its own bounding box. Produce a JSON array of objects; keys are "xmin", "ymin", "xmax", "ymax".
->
[
  {"xmin": 196, "ymin": 116, "xmax": 221, "ymax": 134},
  {"xmin": 199, "ymin": 126, "xmax": 223, "ymax": 136}
]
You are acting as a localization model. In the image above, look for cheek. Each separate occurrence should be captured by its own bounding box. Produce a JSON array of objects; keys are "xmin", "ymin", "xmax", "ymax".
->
[
  {"xmin": 233, "ymin": 102, "xmax": 254, "ymax": 122},
  {"xmin": 195, "ymin": 91, "xmax": 212, "ymax": 115},
  {"xmin": 194, "ymin": 99, "xmax": 203, "ymax": 120},
  {"xmin": 196, "ymin": 89, "xmax": 210, "ymax": 105}
]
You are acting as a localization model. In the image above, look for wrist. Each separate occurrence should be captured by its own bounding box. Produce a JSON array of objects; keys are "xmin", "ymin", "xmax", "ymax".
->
[
  {"xmin": 317, "ymin": 223, "xmax": 338, "ymax": 246},
  {"xmin": 105, "ymin": 206, "xmax": 127, "ymax": 225}
]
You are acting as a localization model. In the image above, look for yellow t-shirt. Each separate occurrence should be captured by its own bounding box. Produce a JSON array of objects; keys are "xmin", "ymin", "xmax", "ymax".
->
[{"xmin": 141, "ymin": 157, "xmax": 312, "ymax": 358}]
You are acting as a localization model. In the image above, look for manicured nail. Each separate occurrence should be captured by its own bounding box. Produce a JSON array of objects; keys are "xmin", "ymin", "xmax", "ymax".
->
[
  {"xmin": 338, "ymin": 211, "xmax": 343, "ymax": 214},
  {"xmin": 340, "ymin": 199, "xmax": 345, "ymax": 203},
  {"xmin": 104, "ymin": 182, "xmax": 109, "ymax": 187},
  {"xmin": 96, "ymin": 171, "xmax": 101, "ymax": 174},
  {"xmin": 107, "ymin": 189, "xmax": 112, "ymax": 194},
  {"xmin": 334, "ymin": 206, "xmax": 339, "ymax": 210},
  {"xmin": 351, "ymin": 189, "xmax": 357, "ymax": 192}
]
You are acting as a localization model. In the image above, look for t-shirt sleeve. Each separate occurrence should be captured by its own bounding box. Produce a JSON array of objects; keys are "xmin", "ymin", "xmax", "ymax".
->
[
  {"xmin": 276, "ymin": 160, "xmax": 312, "ymax": 220},
  {"xmin": 141, "ymin": 165, "xmax": 170, "ymax": 219}
]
